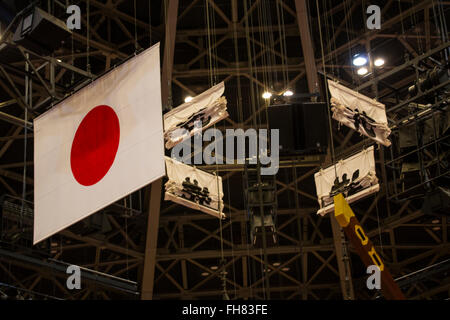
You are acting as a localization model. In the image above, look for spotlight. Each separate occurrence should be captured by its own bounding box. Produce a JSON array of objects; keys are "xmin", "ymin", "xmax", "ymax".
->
[
  {"xmin": 201, "ymin": 272, "xmax": 209, "ymax": 276},
  {"xmin": 210, "ymin": 266, "xmax": 218, "ymax": 270},
  {"xmin": 184, "ymin": 96, "xmax": 193, "ymax": 103},
  {"xmin": 283, "ymin": 90, "xmax": 294, "ymax": 97},
  {"xmin": 56, "ymin": 59, "xmax": 62, "ymax": 63},
  {"xmin": 357, "ymin": 67, "xmax": 368, "ymax": 75},
  {"xmin": 273, "ymin": 262, "xmax": 281, "ymax": 267},
  {"xmin": 262, "ymin": 91, "xmax": 272, "ymax": 99},
  {"xmin": 352, "ymin": 54, "xmax": 368, "ymax": 66},
  {"xmin": 374, "ymin": 58, "xmax": 385, "ymax": 67},
  {"xmin": 281, "ymin": 267, "xmax": 290, "ymax": 272}
]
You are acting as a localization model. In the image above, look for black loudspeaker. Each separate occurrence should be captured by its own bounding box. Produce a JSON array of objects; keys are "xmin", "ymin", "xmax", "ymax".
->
[
  {"xmin": 267, "ymin": 102, "xmax": 329, "ymax": 155},
  {"xmin": 12, "ymin": 6, "xmax": 71, "ymax": 56}
]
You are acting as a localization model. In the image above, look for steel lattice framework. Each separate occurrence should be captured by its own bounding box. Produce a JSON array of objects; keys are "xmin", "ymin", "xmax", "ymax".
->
[{"xmin": 0, "ymin": 0, "xmax": 448, "ymax": 300}]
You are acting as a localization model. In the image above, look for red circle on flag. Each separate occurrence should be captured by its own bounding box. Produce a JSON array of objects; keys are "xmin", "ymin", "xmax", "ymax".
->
[{"xmin": 70, "ymin": 105, "xmax": 120, "ymax": 186}]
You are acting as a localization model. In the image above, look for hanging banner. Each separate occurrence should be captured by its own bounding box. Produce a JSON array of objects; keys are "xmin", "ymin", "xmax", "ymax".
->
[
  {"xmin": 33, "ymin": 43, "xmax": 165, "ymax": 244},
  {"xmin": 164, "ymin": 157, "xmax": 225, "ymax": 219},
  {"xmin": 328, "ymin": 80, "xmax": 391, "ymax": 146},
  {"xmin": 164, "ymin": 82, "xmax": 228, "ymax": 149},
  {"xmin": 314, "ymin": 146, "xmax": 379, "ymax": 216}
]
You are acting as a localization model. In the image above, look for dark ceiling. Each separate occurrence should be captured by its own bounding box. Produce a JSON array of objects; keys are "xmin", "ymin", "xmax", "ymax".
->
[{"xmin": 0, "ymin": 0, "xmax": 449, "ymax": 300}]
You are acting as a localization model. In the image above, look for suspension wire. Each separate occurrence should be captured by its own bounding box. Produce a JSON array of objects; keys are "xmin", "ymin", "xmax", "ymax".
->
[
  {"xmin": 71, "ymin": 6, "xmax": 75, "ymax": 85},
  {"xmin": 275, "ymin": 3, "xmax": 291, "ymax": 286},
  {"xmin": 410, "ymin": 0, "xmax": 423, "ymax": 54},
  {"xmin": 244, "ymin": 0, "xmax": 262, "ymax": 298},
  {"xmin": 432, "ymin": 0, "xmax": 450, "ymax": 64},
  {"xmin": 279, "ymin": 0, "xmax": 290, "ymax": 89},
  {"xmin": 148, "ymin": 2, "xmax": 152, "ymax": 47},
  {"xmin": 232, "ymin": 1, "xmax": 253, "ymax": 297},
  {"xmin": 212, "ymin": 1, "xmax": 219, "ymax": 85},
  {"xmin": 21, "ymin": 54, "xmax": 30, "ymax": 228},
  {"xmin": 244, "ymin": 0, "xmax": 258, "ymax": 128},
  {"xmin": 214, "ymin": 1, "xmax": 230, "ymax": 295},
  {"xmin": 322, "ymin": 0, "xmax": 332, "ymax": 76},
  {"xmin": 374, "ymin": 193, "xmax": 384, "ymax": 255},
  {"xmin": 86, "ymin": 0, "xmax": 90, "ymax": 73},
  {"xmin": 123, "ymin": 190, "xmax": 132, "ymax": 281},
  {"xmin": 398, "ymin": 0, "xmax": 406, "ymax": 43},
  {"xmin": 223, "ymin": 159, "xmax": 238, "ymax": 298},
  {"xmin": 205, "ymin": 0, "xmax": 228, "ymax": 298},
  {"xmin": 292, "ymin": 163, "xmax": 304, "ymax": 298},
  {"xmin": 438, "ymin": 1, "xmax": 449, "ymax": 63},
  {"xmin": 163, "ymin": 0, "xmax": 173, "ymax": 109},
  {"xmin": 255, "ymin": 1, "xmax": 266, "ymax": 299},
  {"xmin": 256, "ymin": 0, "xmax": 276, "ymax": 300},
  {"xmin": 344, "ymin": 0, "xmax": 356, "ymax": 85},
  {"xmin": 316, "ymin": 0, "xmax": 337, "ymax": 178},
  {"xmin": 275, "ymin": 0, "xmax": 287, "ymax": 89},
  {"xmin": 134, "ymin": 0, "xmax": 138, "ymax": 53},
  {"xmin": 330, "ymin": 0, "xmax": 340, "ymax": 76},
  {"xmin": 244, "ymin": 0, "xmax": 264, "ymax": 298},
  {"xmin": 330, "ymin": 0, "xmax": 341, "ymax": 77},
  {"xmin": 216, "ymin": 7, "xmax": 238, "ymax": 292},
  {"xmin": 232, "ymin": 11, "xmax": 244, "ymax": 125}
]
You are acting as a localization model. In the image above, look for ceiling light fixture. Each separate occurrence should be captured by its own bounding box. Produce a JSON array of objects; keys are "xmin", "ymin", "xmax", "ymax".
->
[
  {"xmin": 184, "ymin": 96, "xmax": 193, "ymax": 103},
  {"xmin": 283, "ymin": 90, "xmax": 294, "ymax": 97},
  {"xmin": 374, "ymin": 58, "xmax": 385, "ymax": 67},
  {"xmin": 262, "ymin": 91, "xmax": 272, "ymax": 99},
  {"xmin": 352, "ymin": 54, "xmax": 368, "ymax": 66},
  {"xmin": 357, "ymin": 67, "xmax": 368, "ymax": 75}
]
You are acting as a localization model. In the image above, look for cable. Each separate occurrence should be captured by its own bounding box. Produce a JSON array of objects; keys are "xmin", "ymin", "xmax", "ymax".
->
[
  {"xmin": 205, "ymin": 0, "xmax": 228, "ymax": 299},
  {"xmin": 148, "ymin": 1, "xmax": 152, "ymax": 46},
  {"xmin": 20, "ymin": 54, "xmax": 29, "ymax": 229},
  {"xmin": 86, "ymin": 0, "xmax": 90, "ymax": 74},
  {"xmin": 316, "ymin": 0, "xmax": 338, "ymax": 178},
  {"xmin": 134, "ymin": 0, "xmax": 138, "ymax": 53}
]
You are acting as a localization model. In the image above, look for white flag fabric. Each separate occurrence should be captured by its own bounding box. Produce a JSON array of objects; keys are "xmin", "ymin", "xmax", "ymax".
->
[
  {"xmin": 314, "ymin": 146, "xmax": 379, "ymax": 216},
  {"xmin": 164, "ymin": 157, "xmax": 225, "ymax": 219},
  {"xmin": 328, "ymin": 80, "xmax": 391, "ymax": 146},
  {"xmin": 33, "ymin": 43, "xmax": 165, "ymax": 244},
  {"xmin": 164, "ymin": 82, "xmax": 228, "ymax": 149}
]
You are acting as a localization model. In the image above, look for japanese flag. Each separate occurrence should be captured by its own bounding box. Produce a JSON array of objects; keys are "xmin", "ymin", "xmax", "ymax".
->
[{"xmin": 33, "ymin": 43, "xmax": 165, "ymax": 244}]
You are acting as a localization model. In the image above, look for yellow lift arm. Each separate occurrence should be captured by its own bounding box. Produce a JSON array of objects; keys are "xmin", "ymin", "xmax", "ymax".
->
[{"xmin": 333, "ymin": 193, "xmax": 405, "ymax": 300}]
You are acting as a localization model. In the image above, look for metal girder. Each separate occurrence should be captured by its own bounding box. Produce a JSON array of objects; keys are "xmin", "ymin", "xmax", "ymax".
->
[
  {"xmin": 0, "ymin": 0, "xmax": 448, "ymax": 301},
  {"xmin": 156, "ymin": 244, "xmax": 335, "ymax": 261},
  {"xmin": 161, "ymin": 0, "xmax": 179, "ymax": 111},
  {"xmin": 333, "ymin": 194, "xmax": 405, "ymax": 300},
  {"xmin": 0, "ymin": 249, "xmax": 138, "ymax": 295},
  {"xmin": 141, "ymin": 0, "xmax": 179, "ymax": 300},
  {"xmin": 330, "ymin": 215, "xmax": 355, "ymax": 300},
  {"xmin": 356, "ymin": 41, "xmax": 450, "ymax": 91},
  {"xmin": 294, "ymin": 0, "xmax": 319, "ymax": 95}
]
